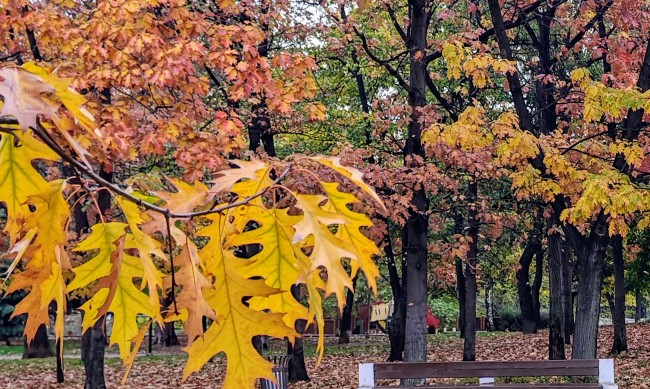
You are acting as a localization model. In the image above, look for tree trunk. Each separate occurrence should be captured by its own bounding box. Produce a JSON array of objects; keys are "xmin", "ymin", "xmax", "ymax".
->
[
  {"xmin": 456, "ymin": 258, "xmax": 466, "ymax": 338},
  {"xmin": 562, "ymin": 244, "xmax": 574, "ymax": 342},
  {"xmin": 81, "ymin": 317, "xmax": 106, "ymax": 389},
  {"xmin": 287, "ymin": 321, "xmax": 309, "ymax": 382},
  {"xmin": 385, "ymin": 226, "xmax": 406, "ymax": 361},
  {"xmin": 339, "ymin": 276, "xmax": 358, "ymax": 344},
  {"xmin": 610, "ymin": 235, "xmax": 628, "ymax": 354},
  {"xmin": 388, "ymin": 292, "xmax": 406, "ymax": 361},
  {"xmin": 163, "ymin": 321, "xmax": 179, "ymax": 347},
  {"xmin": 163, "ymin": 294, "xmax": 180, "ymax": 346},
  {"xmin": 402, "ymin": 0, "xmax": 429, "ymax": 373},
  {"xmin": 56, "ymin": 338, "xmax": 64, "ymax": 383},
  {"xmin": 287, "ymin": 285, "xmax": 309, "ymax": 382},
  {"xmin": 484, "ymin": 279, "xmax": 495, "ymax": 332},
  {"xmin": 454, "ymin": 211, "xmax": 466, "ymax": 338},
  {"xmin": 81, "ymin": 161, "xmax": 112, "ymax": 387},
  {"xmin": 635, "ymin": 289, "xmax": 644, "ymax": 323},
  {"xmin": 23, "ymin": 324, "xmax": 54, "ymax": 358},
  {"xmin": 547, "ymin": 226, "xmax": 565, "ymax": 360},
  {"xmin": 463, "ymin": 181, "xmax": 479, "ymax": 361},
  {"xmin": 517, "ymin": 240, "xmax": 541, "ymax": 334},
  {"xmin": 532, "ymin": 246, "xmax": 544, "ymax": 327},
  {"xmin": 403, "ymin": 195, "xmax": 428, "ymax": 365},
  {"xmin": 572, "ymin": 220, "xmax": 608, "ymax": 360}
]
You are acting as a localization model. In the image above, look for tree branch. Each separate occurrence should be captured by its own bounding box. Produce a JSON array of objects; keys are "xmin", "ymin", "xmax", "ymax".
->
[
  {"xmin": 352, "ymin": 26, "xmax": 411, "ymax": 92},
  {"xmin": 385, "ymin": 4, "xmax": 407, "ymax": 43},
  {"xmin": 25, "ymin": 119, "xmax": 292, "ymax": 219},
  {"xmin": 425, "ymin": 72, "xmax": 458, "ymax": 121},
  {"xmin": 549, "ymin": 0, "xmax": 614, "ymax": 68}
]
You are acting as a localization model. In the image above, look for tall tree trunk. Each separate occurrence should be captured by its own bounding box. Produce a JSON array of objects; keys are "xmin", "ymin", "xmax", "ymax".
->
[
  {"xmin": 339, "ymin": 276, "xmax": 358, "ymax": 344},
  {"xmin": 635, "ymin": 289, "xmax": 644, "ymax": 323},
  {"xmin": 532, "ymin": 246, "xmax": 544, "ymax": 327},
  {"xmin": 453, "ymin": 212, "xmax": 466, "ymax": 338},
  {"xmin": 388, "ymin": 292, "xmax": 406, "ymax": 361},
  {"xmin": 484, "ymin": 279, "xmax": 495, "ymax": 332},
  {"xmin": 517, "ymin": 240, "xmax": 541, "ymax": 334},
  {"xmin": 386, "ymin": 225, "xmax": 406, "ymax": 361},
  {"xmin": 572, "ymin": 220, "xmax": 608, "ymax": 360},
  {"xmin": 456, "ymin": 258, "xmax": 466, "ymax": 337},
  {"xmin": 610, "ymin": 235, "xmax": 628, "ymax": 354},
  {"xmin": 561, "ymin": 244, "xmax": 574, "ymax": 342},
  {"xmin": 547, "ymin": 225, "xmax": 566, "ymax": 360},
  {"xmin": 463, "ymin": 181, "xmax": 479, "ymax": 361},
  {"xmin": 287, "ymin": 285, "xmax": 309, "ymax": 382},
  {"xmin": 23, "ymin": 324, "xmax": 54, "ymax": 358},
  {"xmin": 403, "ymin": 0, "xmax": 429, "ymax": 371},
  {"xmin": 81, "ymin": 317, "xmax": 106, "ymax": 389}
]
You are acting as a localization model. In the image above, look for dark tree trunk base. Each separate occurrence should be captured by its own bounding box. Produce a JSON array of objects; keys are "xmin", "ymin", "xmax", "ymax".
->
[
  {"xmin": 163, "ymin": 321, "xmax": 180, "ymax": 347},
  {"xmin": 609, "ymin": 236, "xmax": 628, "ymax": 355},
  {"xmin": 288, "ymin": 286, "xmax": 309, "ymax": 382},
  {"xmin": 548, "ymin": 227, "xmax": 566, "ymax": 360},
  {"xmin": 23, "ymin": 324, "xmax": 54, "ymax": 359},
  {"xmin": 338, "ymin": 276, "xmax": 358, "ymax": 345},
  {"xmin": 517, "ymin": 240, "xmax": 541, "ymax": 335},
  {"xmin": 82, "ymin": 317, "xmax": 106, "ymax": 389}
]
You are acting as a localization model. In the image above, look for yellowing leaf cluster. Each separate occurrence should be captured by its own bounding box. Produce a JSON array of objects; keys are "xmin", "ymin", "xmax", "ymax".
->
[
  {"xmin": 0, "ymin": 65, "xmax": 382, "ymax": 389},
  {"xmin": 442, "ymin": 41, "xmax": 515, "ymax": 88},
  {"xmin": 573, "ymin": 70, "xmax": 650, "ymax": 122}
]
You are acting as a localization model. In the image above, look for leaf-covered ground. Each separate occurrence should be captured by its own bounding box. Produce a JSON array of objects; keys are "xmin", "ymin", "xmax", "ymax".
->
[{"xmin": 0, "ymin": 324, "xmax": 648, "ymax": 388}]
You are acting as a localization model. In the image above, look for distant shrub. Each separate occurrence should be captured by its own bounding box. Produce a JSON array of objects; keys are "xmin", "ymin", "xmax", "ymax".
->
[
  {"xmin": 430, "ymin": 295, "xmax": 460, "ymax": 329},
  {"xmin": 494, "ymin": 303, "xmax": 549, "ymax": 332}
]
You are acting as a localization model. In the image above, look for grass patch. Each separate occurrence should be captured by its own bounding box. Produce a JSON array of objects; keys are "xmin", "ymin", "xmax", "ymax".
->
[{"xmin": 0, "ymin": 345, "xmax": 22, "ymax": 355}]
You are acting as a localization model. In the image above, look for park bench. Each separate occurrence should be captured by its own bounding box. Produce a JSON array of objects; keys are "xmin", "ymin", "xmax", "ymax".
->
[{"xmin": 358, "ymin": 359, "xmax": 617, "ymax": 388}]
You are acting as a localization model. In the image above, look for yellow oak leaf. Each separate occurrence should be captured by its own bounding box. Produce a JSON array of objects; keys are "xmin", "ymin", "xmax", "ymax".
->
[
  {"xmin": 68, "ymin": 222, "xmax": 128, "ymax": 291},
  {"xmin": 5, "ymin": 180, "xmax": 70, "ymax": 343},
  {"xmin": 0, "ymin": 66, "xmax": 58, "ymax": 130},
  {"xmin": 1, "ymin": 228, "xmax": 36, "ymax": 286},
  {"xmin": 75, "ymin": 235, "xmax": 157, "ymax": 360},
  {"xmin": 210, "ymin": 158, "xmax": 272, "ymax": 196},
  {"xmin": 24, "ymin": 179, "xmax": 71, "ymax": 269},
  {"xmin": 234, "ymin": 207, "xmax": 311, "ymax": 325},
  {"xmin": 185, "ymin": 211, "xmax": 296, "ymax": 388},
  {"xmin": 312, "ymin": 156, "xmax": 386, "ymax": 211},
  {"xmin": 321, "ymin": 182, "xmax": 380, "ymax": 292},
  {"xmin": 0, "ymin": 130, "xmax": 58, "ymax": 243},
  {"xmin": 292, "ymin": 194, "xmax": 356, "ymax": 308},
  {"xmin": 142, "ymin": 178, "xmax": 209, "ymax": 243},
  {"xmin": 22, "ymin": 62, "xmax": 98, "ymax": 134},
  {"xmin": 121, "ymin": 319, "xmax": 150, "ymax": 386},
  {"xmin": 7, "ymin": 255, "xmax": 65, "ymax": 343},
  {"xmin": 172, "ymin": 239, "xmax": 216, "ymax": 345},
  {"xmin": 117, "ymin": 198, "xmax": 166, "ymax": 306}
]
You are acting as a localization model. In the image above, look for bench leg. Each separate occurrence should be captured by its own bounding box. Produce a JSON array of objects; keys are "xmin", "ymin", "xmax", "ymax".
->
[
  {"xmin": 599, "ymin": 359, "xmax": 618, "ymax": 389},
  {"xmin": 359, "ymin": 363, "xmax": 375, "ymax": 389},
  {"xmin": 479, "ymin": 377, "xmax": 495, "ymax": 386}
]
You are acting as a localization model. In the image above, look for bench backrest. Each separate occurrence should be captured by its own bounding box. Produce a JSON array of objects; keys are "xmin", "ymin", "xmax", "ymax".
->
[{"xmin": 359, "ymin": 359, "xmax": 617, "ymax": 389}]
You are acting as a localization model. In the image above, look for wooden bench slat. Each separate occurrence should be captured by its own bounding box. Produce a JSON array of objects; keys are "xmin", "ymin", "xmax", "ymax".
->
[
  {"xmin": 374, "ymin": 361, "xmax": 600, "ymax": 379},
  {"xmin": 375, "ymin": 367, "xmax": 599, "ymax": 379}
]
